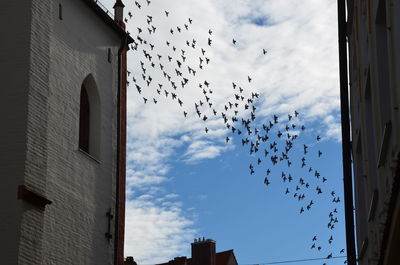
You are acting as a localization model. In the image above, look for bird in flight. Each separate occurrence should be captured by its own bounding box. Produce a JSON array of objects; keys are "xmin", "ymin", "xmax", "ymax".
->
[{"xmin": 264, "ymin": 177, "xmax": 270, "ymax": 185}]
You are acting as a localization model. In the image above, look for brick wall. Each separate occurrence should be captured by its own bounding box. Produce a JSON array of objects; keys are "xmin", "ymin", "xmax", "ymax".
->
[{"xmin": 1, "ymin": 0, "xmax": 122, "ymax": 264}]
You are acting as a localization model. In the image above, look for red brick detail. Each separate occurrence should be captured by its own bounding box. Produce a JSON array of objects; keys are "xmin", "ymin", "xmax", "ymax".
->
[{"xmin": 17, "ymin": 185, "xmax": 52, "ymax": 209}]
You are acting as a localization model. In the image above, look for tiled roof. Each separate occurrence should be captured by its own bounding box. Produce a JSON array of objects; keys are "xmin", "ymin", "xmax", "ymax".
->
[{"xmin": 216, "ymin": 250, "xmax": 235, "ymax": 265}]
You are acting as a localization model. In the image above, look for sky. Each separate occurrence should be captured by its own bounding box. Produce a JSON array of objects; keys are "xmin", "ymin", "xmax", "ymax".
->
[{"xmin": 101, "ymin": 0, "xmax": 347, "ymax": 264}]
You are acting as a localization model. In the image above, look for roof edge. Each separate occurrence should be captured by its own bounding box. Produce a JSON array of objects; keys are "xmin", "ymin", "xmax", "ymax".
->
[{"xmin": 81, "ymin": 0, "xmax": 133, "ymax": 44}]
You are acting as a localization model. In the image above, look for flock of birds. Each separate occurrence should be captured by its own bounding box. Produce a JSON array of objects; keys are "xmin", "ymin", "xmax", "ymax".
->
[{"xmin": 120, "ymin": 0, "xmax": 346, "ymax": 264}]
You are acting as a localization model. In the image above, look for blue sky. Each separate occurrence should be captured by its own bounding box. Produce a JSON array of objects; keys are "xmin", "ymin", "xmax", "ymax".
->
[{"xmin": 102, "ymin": 0, "xmax": 347, "ymax": 264}]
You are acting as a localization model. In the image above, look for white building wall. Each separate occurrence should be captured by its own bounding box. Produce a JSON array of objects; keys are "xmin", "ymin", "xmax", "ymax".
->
[{"xmin": 1, "ymin": 0, "xmax": 122, "ymax": 264}]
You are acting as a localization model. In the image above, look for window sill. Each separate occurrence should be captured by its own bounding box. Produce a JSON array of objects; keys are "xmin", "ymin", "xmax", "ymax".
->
[
  {"xmin": 78, "ymin": 148, "xmax": 100, "ymax": 164},
  {"xmin": 357, "ymin": 238, "xmax": 368, "ymax": 262},
  {"xmin": 378, "ymin": 121, "xmax": 392, "ymax": 168},
  {"xmin": 368, "ymin": 189, "xmax": 379, "ymax": 222},
  {"xmin": 17, "ymin": 185, "xmax": 52, "ymax": 209}
]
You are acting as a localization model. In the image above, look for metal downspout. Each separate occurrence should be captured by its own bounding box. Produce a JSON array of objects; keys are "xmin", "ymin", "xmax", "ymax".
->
[
  {"xmin": 337, "ymin": 0, "xmax": 357, "ymax": 264},
  {"xmin": 115, "ymin": 34, "xmax": 127, "ymax": 265}
]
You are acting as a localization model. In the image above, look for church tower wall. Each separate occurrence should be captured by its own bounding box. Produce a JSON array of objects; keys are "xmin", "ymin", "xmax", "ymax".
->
[
  {"xmin": 0, "ymin": 1, "xmax": 33, "ymax": 264},
  {"xmin": 0, "ymin": 0, "xmax": 130, "ymax": 264},
  {"xmin": 37, "ymin": 1, "xmax": 121, "ymax": 264}
]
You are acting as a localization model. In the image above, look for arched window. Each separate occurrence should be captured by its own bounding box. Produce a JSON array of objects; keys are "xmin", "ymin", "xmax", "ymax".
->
[
  {"xmin": 79, "ymin": 85, "xmax": 90, "ymax": 153},
  {"xmin": 79, "ymin": 74, "xmax": 101, "ymax": 159}
]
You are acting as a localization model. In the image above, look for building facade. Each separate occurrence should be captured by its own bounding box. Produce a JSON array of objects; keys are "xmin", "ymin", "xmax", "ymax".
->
[
  {"xmin": 0, "ymin": 0, "xmax": 132, "ymax": 264},
  {"xmin": 347, "ymin": 0, "xmax": 400, "ymax": 264}
]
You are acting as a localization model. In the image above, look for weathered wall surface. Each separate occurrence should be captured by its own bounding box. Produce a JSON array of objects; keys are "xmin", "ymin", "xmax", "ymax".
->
[
  {"xmin": 37, "ymin": 0, "xmax": 120, "ymax": 264},
  {"xmin": 349, "ymin": 0, "xmax": 400, "ymax": 264},
  {"xmin": 0, "ymin": 1, "xmax": 32, "ymax": 264},
  {"xmin": 1, "ymin": 0, "xmax": 121, "ymax": 264}
]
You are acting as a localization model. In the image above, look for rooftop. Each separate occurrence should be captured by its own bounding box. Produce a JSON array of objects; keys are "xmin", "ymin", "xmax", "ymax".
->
[{"xmin": 80, "ymin": 0, "xmax": 133, "ymax": 43}]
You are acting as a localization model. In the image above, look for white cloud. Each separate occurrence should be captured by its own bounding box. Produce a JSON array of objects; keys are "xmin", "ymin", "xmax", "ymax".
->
[
  {"xmin": 183, "ymin": 139, "xmax": 232, "ymax": 163},
  {"xmin": 125, "ymin": 198, "xmax": 196, "ymax": 264},
  {"xmin": 198, "ymin": 194, "xmax": 208, "ymax": 201}
]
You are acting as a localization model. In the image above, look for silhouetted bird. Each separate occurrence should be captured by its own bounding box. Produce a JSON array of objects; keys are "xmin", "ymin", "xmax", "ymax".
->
[{"xmin": 264, "ymin": 178, "xmax": 270, "ymax": 185}]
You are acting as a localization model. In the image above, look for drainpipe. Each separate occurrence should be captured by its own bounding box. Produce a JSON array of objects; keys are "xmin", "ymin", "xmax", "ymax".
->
[
  {"xmin": 113, "ymin": 1, "xmax": 128, "ymax": 264},
  {"xmin": 337, "ymin": 0, "xmax": 357, "ymax": 264},
  {"xmin": 115, "ymin": 32, "xmax": 128, "ymax": 265}
]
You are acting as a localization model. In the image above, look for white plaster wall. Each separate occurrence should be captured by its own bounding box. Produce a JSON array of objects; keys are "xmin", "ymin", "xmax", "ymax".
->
[
  {"xmin": 18, "ymin": 1, "xmax": 53, "ymax": 263},
  {"xmin": 44, "ymin": 0, "xmax": 120, "ymax": 264},
  {"xmin": 12, "ymin": 0, "xmax": 122, "ymax": 264}
]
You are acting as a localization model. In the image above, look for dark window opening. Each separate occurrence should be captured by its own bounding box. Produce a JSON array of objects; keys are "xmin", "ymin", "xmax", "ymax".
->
[
  {"xmin": 375, "ymin": 0, "xmax": 391, "ymax": 128},
  {"xmin": 59, "ymin": 4, "xmax": 63, "ymax": 20},
  {"xmin": 108, "ymin": 48, "xmax": 112, "ymax": 63},
  {"xmin": 79, "ymin": 85, "xmax": 90, "ymax": 153}
]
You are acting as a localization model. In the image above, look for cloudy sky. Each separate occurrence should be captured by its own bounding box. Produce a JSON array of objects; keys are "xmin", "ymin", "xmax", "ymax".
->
[{"xmin": 101, "ymin": 0, "xmax": 346, "ymax": 264}]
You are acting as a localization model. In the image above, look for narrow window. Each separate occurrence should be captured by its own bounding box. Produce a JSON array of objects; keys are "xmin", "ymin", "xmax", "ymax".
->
[
  {"xmin": 59, "ymin": 4, "xmax": 63, "ymax": 20},
  {"xmin": 107, "ymin": 48, "xmax": 112, "ymax": 63},
  {"xmin": 375, "ymin": 0, "xmax": 391, "ymax": 128},
  {"xmin": 79, "ymin": 75, "xmax": 101, "ymax": 160},
  {"xmin": 79, "ymin": 85, "xmax": 90, "ymax": 153}
]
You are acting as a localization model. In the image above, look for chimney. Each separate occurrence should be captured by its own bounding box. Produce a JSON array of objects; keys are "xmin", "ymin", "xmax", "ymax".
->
[
  {"xmin": 113, "ymin": 0, "xmax": 125, "ymax": 22},
  {"xmin": 125, "ymin": 257, "xmax": 137, "ymax": 265},
  {"xmin": 191, "ymin": 238, "xmax": 216, "ymax": 265}
]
